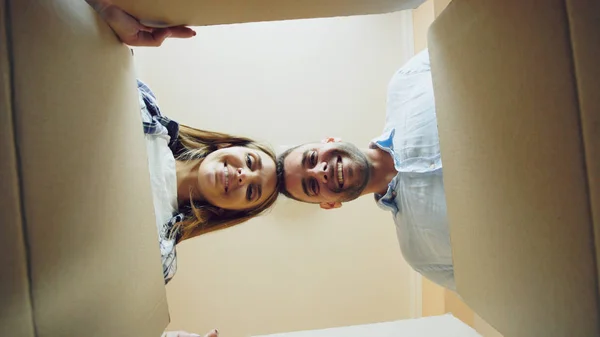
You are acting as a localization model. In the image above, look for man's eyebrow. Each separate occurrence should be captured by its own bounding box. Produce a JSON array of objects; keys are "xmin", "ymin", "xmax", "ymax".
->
[
  {"xmin": 301, "ymin": 178, "xmax": 310, "ymax": 197},
  {"xmin": 301, "ymin": 149, "xmax": 310, "ymax": 168}
]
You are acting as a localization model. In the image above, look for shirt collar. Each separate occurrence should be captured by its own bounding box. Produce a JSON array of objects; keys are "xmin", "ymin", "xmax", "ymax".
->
[
  {"xmin": 370, "ymin": 129, "xmax": 400, "ymax": 213},
  {"xmin": 371, "ymin": 128, "xmax": 395, "ymax": 151}
]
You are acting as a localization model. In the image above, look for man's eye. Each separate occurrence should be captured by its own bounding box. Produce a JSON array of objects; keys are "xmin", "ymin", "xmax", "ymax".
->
[
  {"xmin": 310, "ymin": 179, "xmax": 318, "ymax": 195},
  {"xmin": 310, "ymin": 152, "xmax": 317, "ymax": 166}
]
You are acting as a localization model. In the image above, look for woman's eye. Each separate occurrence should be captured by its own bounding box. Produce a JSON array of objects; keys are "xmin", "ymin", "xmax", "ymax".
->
[
  {"xmin": 246, "ymin": 185, "xmax": 254, "ymax": 201},
  {"xmin": 246, "ymin": 154, "xmax": 253, "ymax": 168},
  {"xmin": 310, "ymin": 151, "xmax": 317, "ymax": 166}
]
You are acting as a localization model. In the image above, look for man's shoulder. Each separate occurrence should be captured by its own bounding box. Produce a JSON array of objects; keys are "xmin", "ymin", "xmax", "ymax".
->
[{"xmin": 404, "ymin": 48, "xmax": 430, "ymax": 70}]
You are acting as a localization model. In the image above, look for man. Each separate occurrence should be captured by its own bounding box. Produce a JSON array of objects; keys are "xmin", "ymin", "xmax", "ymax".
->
[{"xmin": 278, "ymin": 49, "xmax": 455, "ymax": 291}]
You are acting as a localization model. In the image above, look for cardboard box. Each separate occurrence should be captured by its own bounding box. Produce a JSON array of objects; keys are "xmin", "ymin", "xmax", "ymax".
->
[
  {"xmin": 3, "ymin": 1, "xmax": 431, "ymax": 336},
  {"xmin": 11, "ymin": 0, "xmax": 596, "ymax": 336},
  {"xmin": 111, "ymin": 0, "xmax": 426, "ymax": 27},
  {"xmin": 428, "ymin": 0, "xmax": 600, "ymax": 336},
  {"xmin": 1, "ymin": 0, "xmax": 169, "ymax": 336}
]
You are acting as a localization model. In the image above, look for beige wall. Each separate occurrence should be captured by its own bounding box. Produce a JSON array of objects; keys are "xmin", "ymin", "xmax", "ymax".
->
[
  {"xmin": 133, "ymin": 11, "xmax": 419, "ymax": 337},
  {"xmin": 412, "ymin": 0, "xmax": 434, "ymax": 51}
]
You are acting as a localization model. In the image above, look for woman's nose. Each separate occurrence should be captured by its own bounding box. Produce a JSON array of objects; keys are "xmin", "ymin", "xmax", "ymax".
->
[{"xmin": 236, "ymin": 167, "xmax": 247, "ymax": 186}]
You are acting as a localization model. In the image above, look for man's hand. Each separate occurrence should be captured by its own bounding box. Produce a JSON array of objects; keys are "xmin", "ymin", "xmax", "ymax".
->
[{"xmin": 87, "ymin": 0, "xmax": 196, "ymax": 47}]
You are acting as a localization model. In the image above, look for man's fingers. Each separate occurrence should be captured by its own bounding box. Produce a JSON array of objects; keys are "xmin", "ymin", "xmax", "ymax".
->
[
  {"xmin": 151, "ymin": 29, "xmax": 172, "ymax": 45},
  {"xmin": 203, "ymin": 329, "xmax": 219, "ymax": 337},
  {"xmin": 134, "ymin": 30, "xmax": 169, "ymax": 47},
  {"xmin": 165, "ymin": 26, "xmax": 197, "ymax": 39},
  {"xmin": 128, "ymin": 26, "xmax": 195, "ymax": 47},
  {"xmin": 136, "ymin": 23, "xmax": 154, "ymax": 33}
]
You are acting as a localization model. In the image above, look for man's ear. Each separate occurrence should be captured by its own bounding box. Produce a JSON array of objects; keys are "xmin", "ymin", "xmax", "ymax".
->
[
  {"xmin": 321, "ymin": 137, "xmax": 342, "ymax": 144},
  {"xmin": 320, "ymin": 201, "xmax": 342, "ymax": 210}
]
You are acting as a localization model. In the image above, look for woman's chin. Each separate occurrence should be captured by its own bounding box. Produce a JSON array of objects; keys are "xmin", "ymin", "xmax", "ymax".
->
[{"xmin": 207, "ymin": 196, "xmax": 231, "ymax": 211}]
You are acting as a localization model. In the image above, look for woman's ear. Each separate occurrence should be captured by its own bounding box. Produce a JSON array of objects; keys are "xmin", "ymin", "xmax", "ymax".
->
[
  {"xmin": 320, "ymin": 201, "xmax": 342, "ymax": 210},
  {"xmin": 321, "ymin": 137, "xmax": 342, "ymax": 144}
]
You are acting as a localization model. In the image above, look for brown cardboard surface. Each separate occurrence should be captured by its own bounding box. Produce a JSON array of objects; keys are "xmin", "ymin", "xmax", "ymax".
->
[
  {"xmin": 0, "ymin": 0, "xmax": 36, "ymax": 335},
  {"xmin": 566, "ymin": 0, "xmax": 600, "ymax": 297},
  {"xmin": 5, "ymin": 0, "xmax": 169, "ymax": 336},
  {"xmin": 428, "ymin": 0, "xmax": 600, "ymax": 336},
  {"xmin": 111, "ymin": 0, "xmax": 425, "ymax": 27}
]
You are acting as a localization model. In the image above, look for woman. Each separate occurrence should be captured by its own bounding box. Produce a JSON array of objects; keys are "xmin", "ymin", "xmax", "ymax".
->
[
  {"xmin": 143, "ymin": 81, "xmax": 280, "ymax": 337},
  {"xmin": 140, "ymin": 79, "xmax": 280, "ymax": 337},
  {"xmin": 137, "ymin": 80, "xmax": 279, "ymax": 284},
  {"xmin": 86, "ymin": 3, "xmax": 281, "ymax": 336},
  {"xmin": 85, "ymin": 3, "xmax": 279, "ymax": 280},
  {"xmin": 140, "ymin": 80, "xmax": 282, "ymax": 337}
]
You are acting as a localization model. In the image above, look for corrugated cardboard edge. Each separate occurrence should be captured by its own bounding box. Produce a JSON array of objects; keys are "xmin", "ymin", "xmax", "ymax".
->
[
  {"xmin": 566, "ymin": 0, "xmax": 600, "ymax": 299},
  {"xmin": 0, "ymin": 0, "xmax": 36, "ymax": 335},
  {"xmin": 111, "ymin": 0, "xmax": 426, "ymax": 27}
]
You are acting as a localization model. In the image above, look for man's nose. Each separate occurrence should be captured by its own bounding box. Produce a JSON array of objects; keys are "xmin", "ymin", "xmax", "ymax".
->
[{"xmin": 310, "ymin": 162, "xmax": 328, "ymax": 184}]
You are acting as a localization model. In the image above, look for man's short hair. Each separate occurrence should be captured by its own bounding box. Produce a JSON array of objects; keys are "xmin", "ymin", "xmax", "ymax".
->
[{"xmin": 276, "ymin": 145, "xmax": 301, "ymax": 201}]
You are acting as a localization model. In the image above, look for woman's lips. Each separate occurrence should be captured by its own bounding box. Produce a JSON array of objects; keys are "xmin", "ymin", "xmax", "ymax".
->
[
  {"xmin": 224, "ymin": 165, "xmax": 229, "ymax": 192},
  {"xmin": 221, "ymin": 163, "xmax": 230, "ymax": 193}
]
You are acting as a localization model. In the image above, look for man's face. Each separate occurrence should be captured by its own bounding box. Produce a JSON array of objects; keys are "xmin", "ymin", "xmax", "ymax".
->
[{"xmin": 282, "ymin": 138, "xmax": 370, "ymax": 208}]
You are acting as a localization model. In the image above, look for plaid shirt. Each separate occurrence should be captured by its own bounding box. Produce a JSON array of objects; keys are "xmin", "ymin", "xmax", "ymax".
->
[{"xmin": 138, "ymin": 79, "xmax": 183, "ymax": 285}]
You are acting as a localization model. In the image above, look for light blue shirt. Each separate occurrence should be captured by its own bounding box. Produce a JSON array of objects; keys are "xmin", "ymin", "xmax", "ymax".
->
[{"xmin": 371, "ymin": 49, "xmax": 455, "ymax": 291}]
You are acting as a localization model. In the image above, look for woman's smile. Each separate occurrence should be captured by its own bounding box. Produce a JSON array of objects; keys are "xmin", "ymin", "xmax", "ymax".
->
[
  {"xmin": 217, "ymin": 162, "xmax": 232, "ymax": 193},
  {"xmin": 222, "ymin": 163, "xmax": 230, "ymax": 193}
]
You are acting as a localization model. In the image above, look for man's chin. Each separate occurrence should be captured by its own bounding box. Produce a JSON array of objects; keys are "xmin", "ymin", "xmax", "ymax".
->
[
  {"xmin": 340, "ymin": 196, "xmax": 360, "ymax": 203},
  {"xmin": 342, "ymin": 176, "xmax": 370, "ymax": 201},
  {"xmin": 339, "ymin": 189, "xmax": 363, "ymax": 203}
]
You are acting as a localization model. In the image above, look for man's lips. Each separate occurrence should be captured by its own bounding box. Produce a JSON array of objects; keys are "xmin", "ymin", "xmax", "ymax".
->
[{"xmin": 335, "ymin": 156, "xmax": 344, "ymax": 189}]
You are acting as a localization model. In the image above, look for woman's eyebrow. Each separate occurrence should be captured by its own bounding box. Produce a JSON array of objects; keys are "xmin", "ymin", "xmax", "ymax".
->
[
  {"xmin": 255, "ymin": 152, "xmax": 263, "ymax": 169},
  {"xmin": 257, "ymin": 184, "xmax": 263, "ymax": 201}
]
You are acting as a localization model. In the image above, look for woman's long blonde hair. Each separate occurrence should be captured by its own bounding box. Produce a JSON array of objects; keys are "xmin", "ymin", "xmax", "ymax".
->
[{"xmin": 173, "ymin": 124, "xmax": 281, "ymax": 243}]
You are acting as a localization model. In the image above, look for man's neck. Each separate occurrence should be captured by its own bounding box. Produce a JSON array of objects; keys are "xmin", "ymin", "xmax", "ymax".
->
[{"xmin": 361, "ymin": 145, "xmax": 398, "ymax": 196}]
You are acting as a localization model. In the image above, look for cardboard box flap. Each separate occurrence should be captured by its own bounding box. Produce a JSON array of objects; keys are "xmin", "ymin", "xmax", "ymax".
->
[
  {"xmin": 7, "ymin": 0, "xmax": 169, "ymax": 335},
  {"xmin": 428, "ymin": 0, "xmax": 600, "ymax": 336},
  {"xmin": 566, "ymin": 0, "xmax": 600, "ymax": 297},
  {"xmin": 0, "ymin": 0, "xmax": 36, "ymax": 334},
  {"xmin": 111, "ymin": 0, "xmax": 425, "ymax": 27}
]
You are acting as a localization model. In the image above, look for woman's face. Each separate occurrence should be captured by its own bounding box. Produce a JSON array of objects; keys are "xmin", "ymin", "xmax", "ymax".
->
[{"xmin": 196, "ymin": 146, "xmax": 277, "ymax": 211}]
